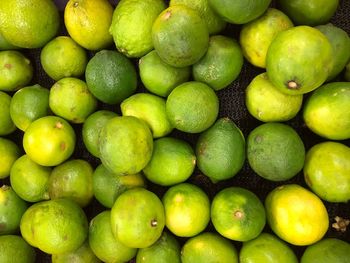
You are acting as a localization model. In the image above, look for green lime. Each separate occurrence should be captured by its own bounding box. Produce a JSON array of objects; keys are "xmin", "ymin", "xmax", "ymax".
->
[
  {"xmin": 143, "ymin": 137, "xmax": 196, "ymax": 186},
  {"xmin": 89, "ymin": 210, "xmax": 137, "ymax": 263},
  {"xmin": 0, "ymin": 91, "xmax": 16, "ymax": 135},
  {"xmin": 85, "ymin": 50, "xmax": 137, "ymax": 104},
  {"xmin": 23, "ymin": 116, "xmax": 76, "ymax": 167},
  {"xmin": 110, "ymin": 0, "xmax": 165, "ymax": 57},
  {"xmin": 82, "ymin": 110, "xmax": 118, "ymax": 158},
  {"xmin": 0, "ymin": 185, "xmax": 27, "ymax": 235},
  {"xmin": 152, "ymin": 5, "xmax": 209, "ymax": 67},
  {"xmin": 181, "ymin": 232, "xmax": 238, "ymax": 263},
  {"xmin": 211, "ymin": 187, "xmax": 266, "ymax": 242},
  {"xmin": 111, "ymin": 188, "xmax": 165, "ymax": 248},
  {"xmin": 0, "ymin": 51, "xmax": 33, "ymax": 92},
  {"xmin": 0, "ymin": 235, "xmax": 36, "ymax": 263},
  {"xmin": 20, "ymin": 198, "xmax": 88, "ymax": 254},
  {"xmin": 49, "ymin": 77, "xmax": 97, "ymax": 124},
  {"xmin": 193, "ymin": 35, "xmax": 243, "ymax": 91},
  {"xmin": 41, "ymin": 36, "xmax": 88, "ymax": 81},
  {"xmin": 0, "ymin": 0, "xmax": 59, "ymax": 48},
  {"xmin": 166, "ymin": 81, "xmax": 219, "ymax": 133},
  {"xmin": 162, "ymin": 183, "xmax": 210, "ymax": 237},
  {"xmin": 93, "ymin": 163, "xmax": 146, "ymax": 208},
  {"xmin": 0, "ymin": 137, "xmax": 21, "ymax": 179},
  {"xmin": 52, "ymin": 241, "xmax": 101, "ymax": 263},
  {"xmin": 10, "ymin": 154, "xmax": 51, "ymax": 202},
  {"xmin": 10, "ymin": 84, "xmax": 50, "ymax": 131}
]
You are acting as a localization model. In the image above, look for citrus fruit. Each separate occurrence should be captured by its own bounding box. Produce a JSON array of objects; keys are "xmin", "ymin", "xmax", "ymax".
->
[
  {"xmin": 0, "ymin": 91, "xmax": 16, "ymax": 135},
  {"xmin": 303, "ymin": 82, "xmax": 350, "ymax": 140},
  {"xmin": 208, "ymin": 0, "xmax": 271, "ymax": 24},
  {"xmin": 52, "ymin": 241, "xmax": 101, "ymax": 263},
  {"xmin": 143, "ymin": 137, "xmax": 196, "ymax": 186},
  {"xmin": 247, "ymin": 122, "xmax": 305, "ymax": 181},
  {"xmin": 265, "ymin": 184, "xmax": 329, "ymax": 246},
  {"xmin": 181, "ymin": 232, "xmax": 238, "ymax": 263},
  {"xmin": 152, "ymin": 5, "xmax": 209, "ymax": 67},
  {"xmin": 169, "ymin": 0, "xmax": 226, "ymax": 34},
  {"xmin": 0, "ymin": 235, "xmax": 36, "ymax": 263},
  {"xmin": 110, "ymin": 187, "xmax": 165, "ymax": 248},
  {"xmin": 316, "ymin": 23, "xmax": 350, "ymax": 81},
  {"xmin": 304, "ymin": 141, "xmax": 350, "ymax": 203},
  {"xmin": 23, "ymin": 116, "xmax": 76, "ymax": 167},
  {"xmin": 85, "ymin": 50, "xmax": 137, "ymax": 104},
  {"xmin": 10, "ymin": 84, "xmax": 50, "ymax": 131},
  {"xmin": 121, "ymin": 93, "xmax": 174, "ymax": 138},
  {"xmin": 110, "ymin": 0, "xmax": 166, "ymax": 57},
  {"xmin": 0, "ymin": 185, "xmax": 27, "ymax": 235},
  {"xmin": 196, "ymin": 117, "xmax": 245, "ymax": 182},
  {"xmin": 245, "ymin": 73, "xmax": 303, "ymax": 122},
  {"xmin": 162, "ymin": 183, "xmax": 210, "ymax": 237},
  {"xmin": 300, "ymin": 238, "xmax": 350, "ymax": 263},
  {"xmin": 89, "ymin": 211, "xmax": 137, "ymax": 263},
  {"xmin": 10, "ymin": 154, "xmax": 51, "ymax": 202},
  {"xmin": 266, "ymin": 26, "xmax": 333, "ymax": 95},
  {"xmin": 193, "ymin": 35, "xmax": 243, "ymax": 91},
  {"xmin": 40, "ymin": 36, "xmax": 88, "ymax": 81},
  {"xmin": 136, "ymin": 231, "xmax": 181, "ymax": 263},
  {"xmin": 93, "ymin": 164, "xmax": 145, "ymax": 208},
  {"xmin": 0, "ymin": 51, "xmax": 33, "ymax": 92},
  {"xmin": 240, "ymin": 8, "xmax": 293, "ymax": 68},
  {"xmin": 99, "ymin": 116, "xmax": 153, "ymax": 175},
  {"xmin": 49, "ymin": 77, "xmax": 97, "ymax": 124},
  {"xmin": 0, "ymin": 0, "xmax": 59, "ymax": 48},
  {"xmin": 64, "ymin": 0, "xmax": 114, "ymax": 50},
  {"xmin": 82, "ymin": 110, "xmax": 118, "ymax": 158},
  {"xmin": 0, "ymin": 137, "xmax": 21, "ymax": 179},
  {"xmin": 20, "ymin": 198, "xmax": 88, "ymax": 254},
  {"xmin": 139, "ymin": 50, "xmax": 191, "ymax": 97},
  {"xmin": 239, "ymin": 232, "xmax": 298, "ymax": 263},
  {"xmin": 211, "ymin": 187, "xmax": 266, "ymax": 242},
  {"xmin": 0, "ymin": 31, "xmax": 19, "ymax": 50},
  {"xmin": 278, "ymin": 0, "xmax": 339, "ymax": 26},
  {"xmin": 166, "ymin": 81, "xmax": 219, "ymax": 133},
  {"xmin": 48, "ymin": 159, "xmax": 94, "ymax": 207}
]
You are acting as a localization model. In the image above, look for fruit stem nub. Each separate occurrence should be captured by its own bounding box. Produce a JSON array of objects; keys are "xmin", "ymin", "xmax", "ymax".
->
[
  {"xmin": 286, "ymin": 80, "xmax": 300, "ymax": 90},
  {"xmin": 150, "ymin": 219, "xmax": 158, "ymax": 227}
]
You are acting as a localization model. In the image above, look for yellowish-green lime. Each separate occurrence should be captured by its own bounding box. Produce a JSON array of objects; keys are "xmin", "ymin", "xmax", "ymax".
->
[
  {"xmin": 0, "ymin": 137, "xmax": 21, "ymax": 179},
  {"xmin": 0, "ymin": 91, "xmax": 16, "ymax": 135},
  {"xmin": 52, "ymin": 241, "xmax": 101, "ymax": 263},
  {"xmin": 0, "ymin": 235, "xmax": 36, "ymax": 263}
]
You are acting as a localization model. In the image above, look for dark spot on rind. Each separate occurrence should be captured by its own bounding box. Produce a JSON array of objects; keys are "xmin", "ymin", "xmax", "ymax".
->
[
  {"xmin": 0, "ymin": 223, "xmax": 6, "ymax": 231},
  {"xmin": 4, "ymin": 63, "xmax": 12, "ymax": 69},
  {"xmin": 60, "ymin": 142, "xmax": 66, "ymax": 151}
]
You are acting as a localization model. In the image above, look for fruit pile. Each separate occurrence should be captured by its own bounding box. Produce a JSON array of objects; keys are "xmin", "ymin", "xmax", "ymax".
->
[{"xmin": 0, "ymin": 0, "xmax": 349, "ymax": 262}]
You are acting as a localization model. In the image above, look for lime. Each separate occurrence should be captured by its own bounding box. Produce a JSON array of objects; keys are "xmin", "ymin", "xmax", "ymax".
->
[
  {"xmin": 0, "ymin": 185, "xmax": 27, "ymax": 235},
  {"xmin": 49, "ymin": 77, "xmax": 97, "ymax": 124},
  {"xmin": 139, "ymin": 50, "xmax": 191, "ymax": 97},
  {"xmin": 193, "ymin": 35, "xmax": 243, "ymax": 91},
  {"xmin": 0, "ymin": 235, "xmax": 36, "ymax": 263},
  {"xmin": 82, "ymin": 110, "xmax": 118, "ymax": 158},
  {"xmin": 23, "ymin": 116, "xmax": 76, "ymax": 167},
  {"xmin": 211, "ymin": 187, "xmax": 266, "ymax": 242},
  {"xmin": 0, "ymin": 91, "xmax": 16, "ymax": 135},
  {"xmin": 136, "ymin": 231, "xmax": 181, "ymax": 263},
  {"xmin": 265, "ymin": 184, "xmax": 329, "ymax": 246},
  {"xmin": 89, "ymin": 210, "xmax": 137, "ymax": 263},
  {"xmin": 64, "ymin": 0, "xmax": 114, "ymax": 50},
  {"xmin": 0, "ymin": 51, "xmax": 33, "ymax": 92},
  {"xmin": 111, "ymin": 188, "xmax": 165, "ymax": 248},
  {"xmin": 152, "ymin": 5, "xmax": 209, "ymax": 67},
  {"xmin": 181, "ymin": 232, "xmax": 238, "ymax": 263},
  {"xmin": 93, "ymin": 164, "xmax": 145, "ymax": 208},
  {"xmin": 41, "ymin": 36, "xmax": 88, "ymax": 81},
  {"xmin": 99, "ymin": 116, "xmax": 153, "ymax": 175},
  {"xmin": 48, "ymin": 159, "xmax": 94, "ymax": 207},
  {"xmin": 52, "ymin": 241, "xmax": 101, "ymax": 263},
  {"xmin": 10, "ymin": 155, "xmax": 51, "ymax": 202},
  {"xmin": 110, "ymin": 0, "xmax": 165, "ymax": 57},
  {"xmin": 166, "ymin": 81, "xmax": 219, "ymax": 133},
  {"xmin": 0, "ymin": 137, "xmax": 21, "ymax": 179},
  {"xmin": 10, "ymin": 84, "xmax": 50, "ymax": 131},
  {"xmin": 20, "ymin": 198, "xmax": 88, "ymax": 254},
  {"xmin": 85, "ymin": 50, "xmax": 137, "ymax": 104},
  {"xmin": 0, "ymin": 0, "xmax": 59, "ymax": 48},
  {"xmin": 245, "ymin": 73, "xmax": 303, "ymax": 122},
  {"xmin": 162, "ymin": 183, "xmax": 210, "ymax": 237},
  {"xmin": 143, "ymin": 137, "xmax": 196, "ymax": 186}
]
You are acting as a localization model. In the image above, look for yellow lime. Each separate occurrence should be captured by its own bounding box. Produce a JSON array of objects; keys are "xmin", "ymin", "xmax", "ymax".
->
[{"xmin": 0, "ymin": 137, "xmax": 21, "ymax": 179}]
